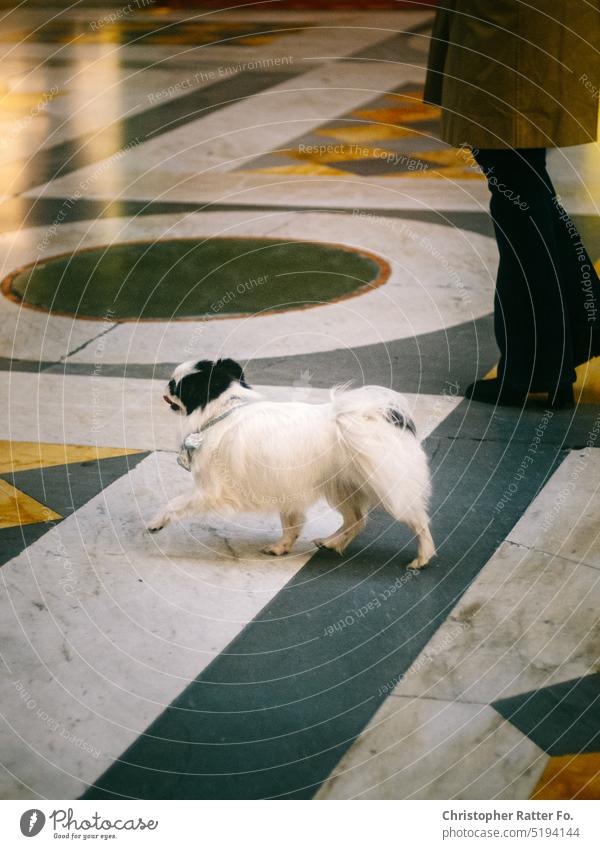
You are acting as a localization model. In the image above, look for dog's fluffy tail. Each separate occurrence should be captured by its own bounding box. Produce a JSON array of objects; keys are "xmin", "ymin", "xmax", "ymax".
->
[
  {"xmin": 331, "ymin": 385, "xmax": 431, "ymax": 511},
  {"xmin": 331, "ymin": 384, "xmax": 418, "ymax": 438}
]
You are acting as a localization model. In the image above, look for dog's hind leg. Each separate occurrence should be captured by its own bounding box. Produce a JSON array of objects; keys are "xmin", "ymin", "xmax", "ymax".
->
[
  {"xmin": 314, "ymin": 495, "xmax": 368, "ymax": 555},
  {"xmin": 405, "ymin": 520, "xmax": 435, "ymax": 570},
  {"xmin": 147, "ymin": 490, "xmax": 205, "ymax": 532},
  {"xmin": 263, "ymin": 510, "xmax": 306, "ymax": 556},
  {"xmin": 401, "ymin": 513, "xmax": 435, "ymax": 570}
]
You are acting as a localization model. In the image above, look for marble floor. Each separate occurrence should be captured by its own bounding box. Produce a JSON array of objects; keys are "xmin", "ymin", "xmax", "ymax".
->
[{"xmin": 0, "ymin": 0, "xmax": 599, "ymax": 800}]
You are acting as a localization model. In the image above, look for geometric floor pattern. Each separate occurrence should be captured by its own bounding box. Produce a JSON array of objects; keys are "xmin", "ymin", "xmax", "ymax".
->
[
  {"xmin": 496, "ymin": 676, "xmax": 600, "ymax": 800},
  {"xmin": 240, "ymin": 84, "xmax": 483, "ymax": 181},
  {"xmin": 0, "ymin": 442, "xmax": 147, "ymax": 563},
  {"xmin": 79, "ymin": 433, "xmax": 568, "ymax": 800},
  {"xmin": 1, "ymin": 0, "xmax": 599, "ymax": 801}
]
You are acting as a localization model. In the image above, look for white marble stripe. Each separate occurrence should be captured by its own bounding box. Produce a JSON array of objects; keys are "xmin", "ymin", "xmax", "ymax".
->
[
  {"xmin": 508, "ymin": 448, "xmax": 600, "ymax": 571},
  {"xmin": 34, "ymin": 166, "xmax": 597, "ymax": 216},
  {"xmin": 0, "ymin": 62, "xmax": 231, "ymax": 167},
  {"xmin": 316, "ymin": 449, "xmax": 600, "ymax": 799},
  {"xmin": 316, "ymin": 698, "xmax": 545, "ymax": 801},
  {"xmin": 0, "ymin": 371, "xmax": 462, "ymax": 452},
  {"xmin": 85, "ymin": 172, "xmax": 492, "ymax": 213}
]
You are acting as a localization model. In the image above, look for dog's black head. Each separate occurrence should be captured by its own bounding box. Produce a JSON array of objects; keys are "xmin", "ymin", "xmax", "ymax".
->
[{"xmin": 163, "ymin": 358, "xmax": 249, "ymax": 415}]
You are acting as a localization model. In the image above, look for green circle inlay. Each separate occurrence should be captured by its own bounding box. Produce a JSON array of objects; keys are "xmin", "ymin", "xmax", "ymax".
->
[{"xmin": 8, "ymin": 238, "xmax": 386, "ymax": 320}]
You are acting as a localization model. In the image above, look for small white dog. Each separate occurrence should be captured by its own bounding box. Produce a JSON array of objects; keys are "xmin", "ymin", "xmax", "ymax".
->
[{"xmin": 148, "ymin": 358, "xmax": 435, "ymax": 569}]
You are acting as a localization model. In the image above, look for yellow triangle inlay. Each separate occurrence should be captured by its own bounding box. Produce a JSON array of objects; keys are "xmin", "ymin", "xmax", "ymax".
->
[
  {"xmin": 0, "ymin": 441, "xmax": 143, "ymax": 475},
  {"xmin": 289, "ymin": 143, "xmax": 402, "ymax": 164},
  {"xmin": 353, "ymin": 105, "xmax": 441, "ymax": 125},
  {"xmin": 316, "ymin": 125, "xmax": 417, "ymax": 143},
  {"xmin": 0, "ymin": 479, "xmax": 61, "ymax": 529},
  {"xmin": 247, "ymin": 163, "xmax": 349, "ymax": 177},
  {"xmin": 484, "ymin": 354, "xmax": 600, "ymax": 404},
  {"xmin": 384, "ymin": 164, "xmax": 483, "ymax": 180},
  {"xmin": 531, "ymin": 753, "xmax": 600, "ymax": 800}
]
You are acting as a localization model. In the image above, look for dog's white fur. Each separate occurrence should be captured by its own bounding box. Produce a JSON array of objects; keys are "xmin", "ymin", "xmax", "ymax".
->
[{"xmin": 149, "ymin": 364, "xmax": 435, "ymax": 568}]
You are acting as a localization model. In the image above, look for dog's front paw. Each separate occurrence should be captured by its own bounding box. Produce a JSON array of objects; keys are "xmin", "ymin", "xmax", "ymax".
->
[
  {"xmin": 406, "ymin": 556, "xmax": 429, "ymax": 570},
  {"xmin": 147, "ymin": 514, "xmax": 167, "ymax": 533},
  {"xmin": 313, "ymin": 537, "xmax": 346, "ymax": 555},
  {"xmin": 262, "ymin": 543, "xmax": 291, "ymax": 556}
]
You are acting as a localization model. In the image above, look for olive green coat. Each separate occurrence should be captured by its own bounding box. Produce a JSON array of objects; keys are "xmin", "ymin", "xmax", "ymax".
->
[{"xmin": 424, "ymin": 0, "xmax": 600, "ymax": 149}]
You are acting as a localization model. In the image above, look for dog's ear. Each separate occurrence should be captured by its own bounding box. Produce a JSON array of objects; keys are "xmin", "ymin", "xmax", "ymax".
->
[
  {"xmin": 177, "ymin": 371, "xmax": 209, "ymax": 414},
  {"xmin": 215, "ymin": 358, "xmax": 247, "ymax": 385},
  {"xmin": 178, "ymin": 359, "xmax": 249, "ymax": 414}
]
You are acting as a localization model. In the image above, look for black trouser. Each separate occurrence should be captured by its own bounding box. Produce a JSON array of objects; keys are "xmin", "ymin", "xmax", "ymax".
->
[{"xmin": 473, "ymin": 148, "xmax": 600, "ymax": 391}]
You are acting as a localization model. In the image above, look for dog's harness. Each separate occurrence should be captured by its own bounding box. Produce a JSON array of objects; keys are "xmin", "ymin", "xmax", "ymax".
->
[{"xmin": 177, "ymin": 398, "xmax": 253, "ymax": 471}]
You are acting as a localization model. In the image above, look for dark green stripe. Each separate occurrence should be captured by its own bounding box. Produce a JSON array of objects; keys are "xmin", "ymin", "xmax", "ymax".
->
[
  {"xmin": 494, "ymin": 675, "xmax": 600, "ymax": 756},
  {"xmin": 0, "ymin": 199, "xmax": 495, "ymax": 237}
]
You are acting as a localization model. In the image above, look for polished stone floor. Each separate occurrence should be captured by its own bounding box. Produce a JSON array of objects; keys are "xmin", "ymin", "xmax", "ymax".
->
[{"xmin": 0, "ymin": 1, "xmax": 599, "ymax": 801}]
